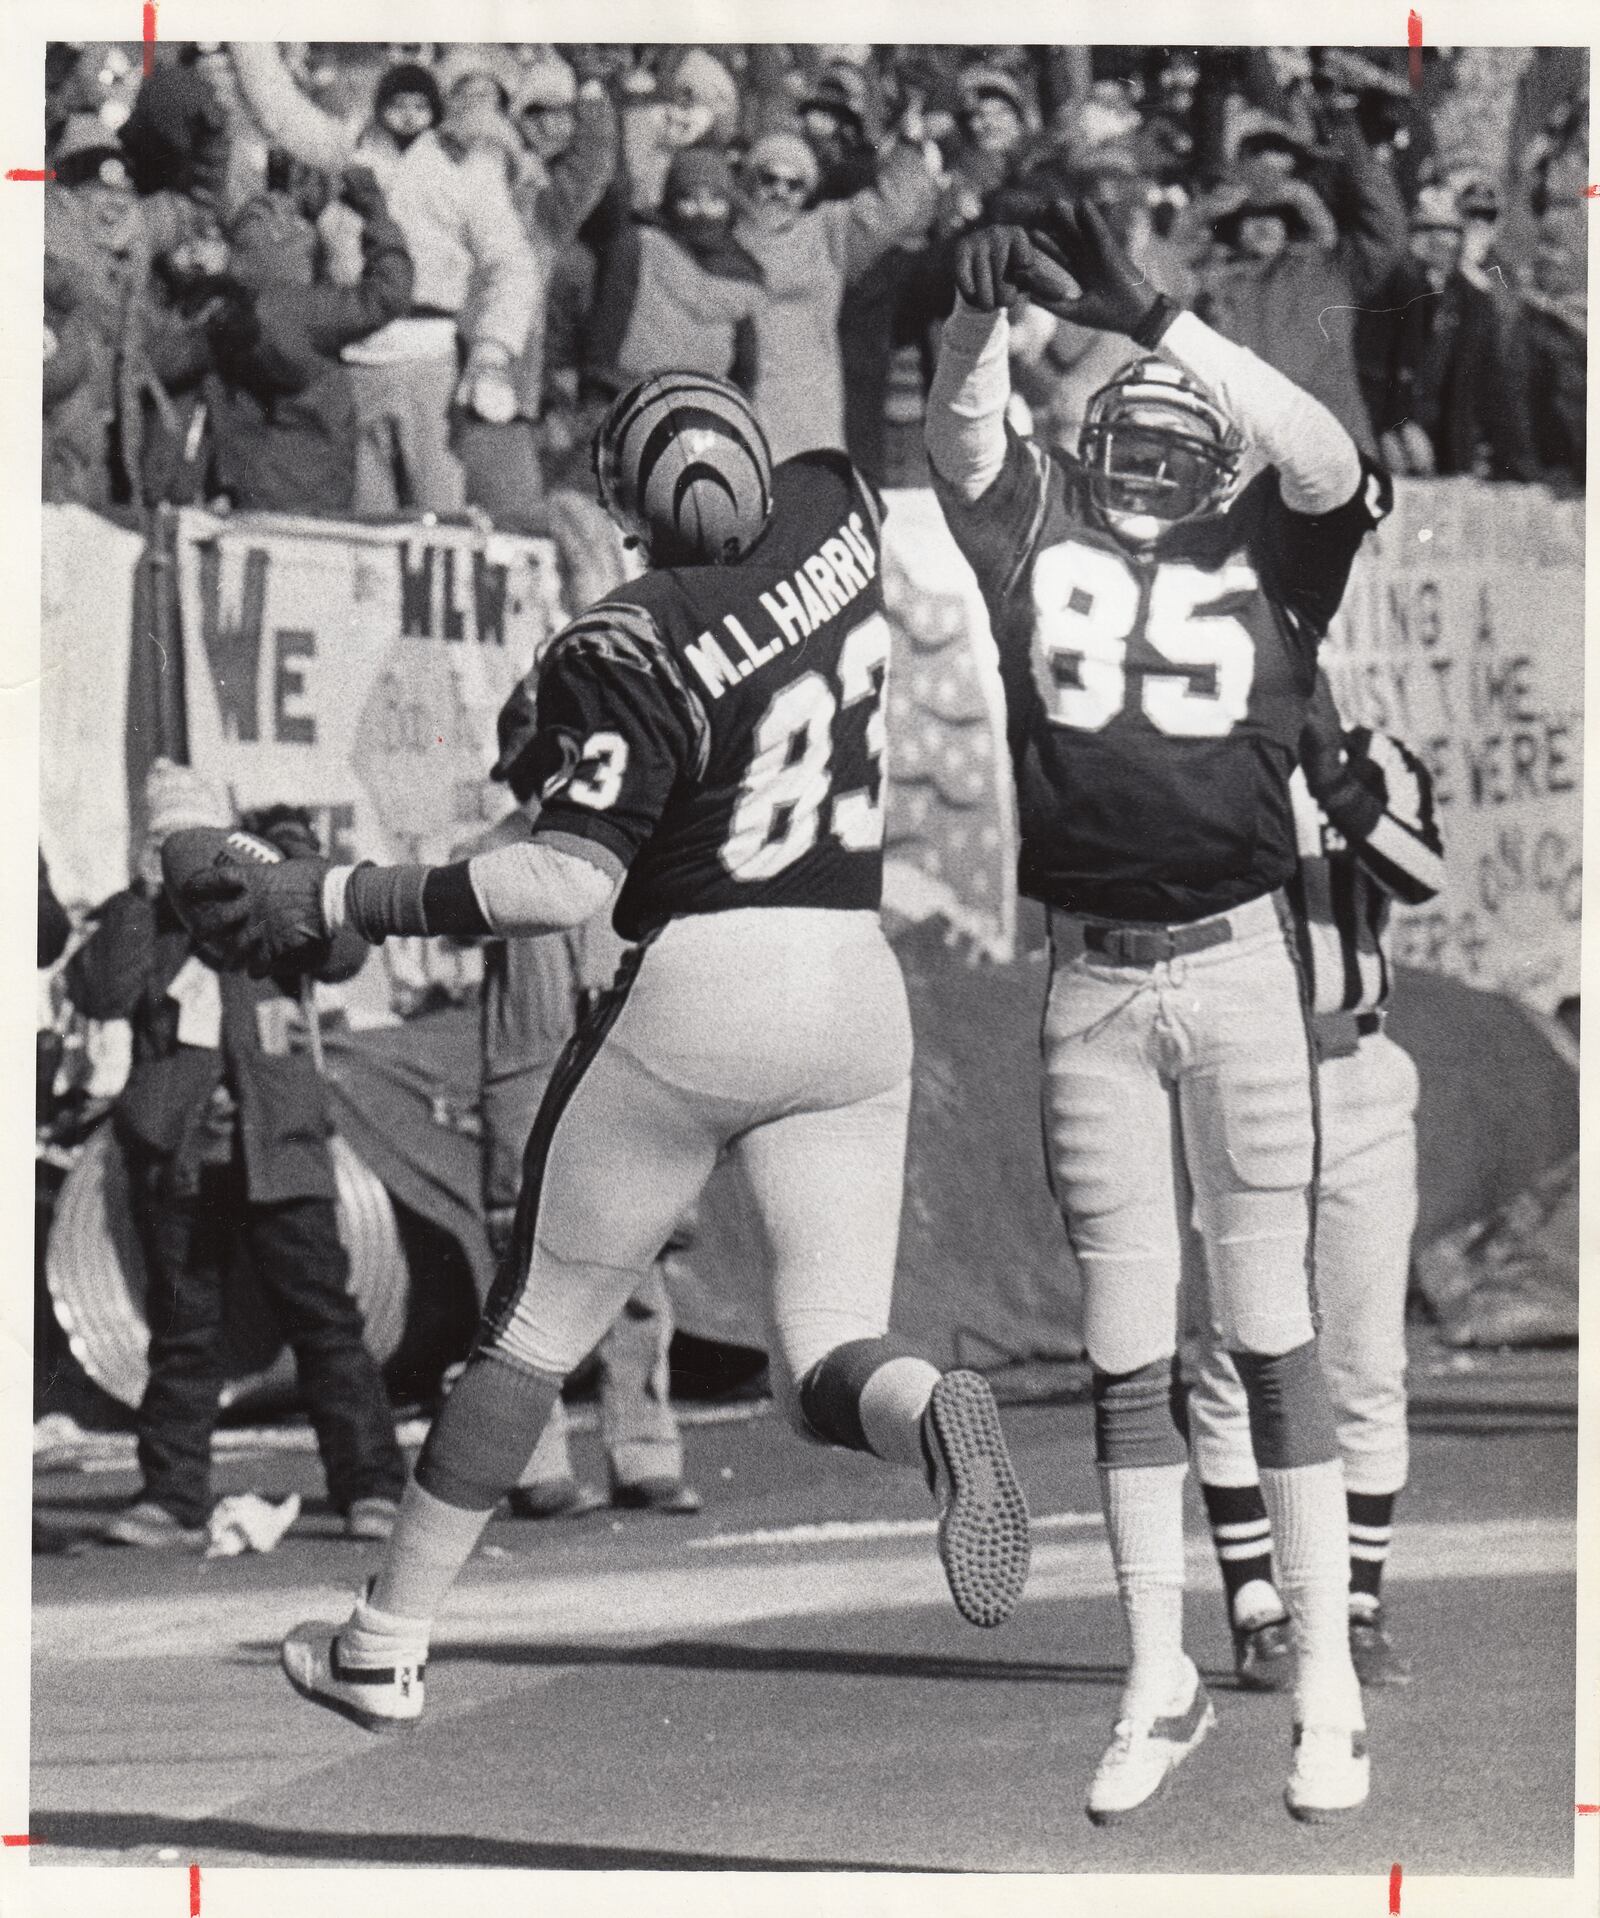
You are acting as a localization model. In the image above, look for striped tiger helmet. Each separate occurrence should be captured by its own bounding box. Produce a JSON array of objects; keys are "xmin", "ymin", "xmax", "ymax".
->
[
  {"xmin": 593, "ymin": 372, "xmax": 775, "ymax": 567},
  {"xmin": 1079, "ymin": 356, "xmax": 1244, "ymax": 535}
]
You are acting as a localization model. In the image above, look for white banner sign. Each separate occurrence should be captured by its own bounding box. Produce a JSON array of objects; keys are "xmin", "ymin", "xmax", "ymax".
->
[
  {"xmin": 176, "ymin": 510, "xmax": 568, "ymax": 1010},
  {"xmin": 1325, "ymin": 479, "xmax": 1583, "ymax": 1012},
  {"xmin": 40, "ymin": 505, "xmax": 145, "ymax": 913}
]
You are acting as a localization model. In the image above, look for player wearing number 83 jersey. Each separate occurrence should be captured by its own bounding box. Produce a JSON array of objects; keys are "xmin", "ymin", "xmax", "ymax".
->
[
  {"xmin": 515, "ymin": 442, "xmax": 893, "ymax": 934},
  {"xmin": 165, "ymin": 371, "xmax": 1032, "ymax": 1743}
]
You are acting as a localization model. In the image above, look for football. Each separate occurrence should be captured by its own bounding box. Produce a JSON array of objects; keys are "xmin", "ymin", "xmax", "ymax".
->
[{"xmin": 159, "ymin": 826, "xmax": 283, "ymax": 949}]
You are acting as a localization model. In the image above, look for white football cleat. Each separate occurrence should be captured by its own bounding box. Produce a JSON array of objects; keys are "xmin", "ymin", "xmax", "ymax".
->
[
  {"xmin": 1285, "ymin": 1723, "xmax": 1370, "ymax": 1822},
  {"xmin": 281, "ymin": 1620, "xmax": 425, "ymax": 1734},
  {"xmin": 921, "ymin": 1369, "xmax": 1031, "ymax": 1628},
  {"xmin": 1087, "ymin": 1657, "xmax": 1216, "ymax": 1826}
]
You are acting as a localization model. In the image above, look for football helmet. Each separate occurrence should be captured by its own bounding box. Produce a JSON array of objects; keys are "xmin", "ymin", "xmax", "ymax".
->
[
  {"xmin": 1079, "ymin": 358, "xmax": 1244, "ymax": 540},
  {"xmin": 594, "ymin": 372, "xmax": 775, "ymax": 567}
]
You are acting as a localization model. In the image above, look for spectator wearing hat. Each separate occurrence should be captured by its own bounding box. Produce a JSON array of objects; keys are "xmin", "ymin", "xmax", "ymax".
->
[
  {"xmin": 44, "ymin": 111, "xmax": 220, "ymax": 506},
  {"xmin": 622, "ymin": 48, "xmax": 743, "ymax": 218},
  {"xmin": 1190, "ymin": 114, "xmax": 1409, "ymax": 447},
  {"xmin": 231, "ymin": 46, "xmax": 538, "ymax": 518},
  {"xmin": 735, "ymin": 112, "xmax": 938, "ymax": 462},
  {"xmin": 457, "ymin": 53, "xmax": 620, "ymax": 526},
  {"xmin": 43, "ymin": 248, "xmax": 115, "ymax": 508},
  {"xmin": 64, "ymin": 769, "xmax": 405, "ymax": 1550},
  {"xmin": 1005, "ymin": 147, "xmax": 1199, "ymax": 451},
  {"xmin": 584, "ymin": 146, "xmax": 764, "ymax": 401},
  {"xmin": 145, "ymin": 165, "xmax": 415, "ymax": 514},
  {"xmin": 1358, "ymin": 182, "xmax": 1535, "ymax": 481},
  {"xmin": 938, "ymin": 65, "xmax": 1042, "ymax": 233}
]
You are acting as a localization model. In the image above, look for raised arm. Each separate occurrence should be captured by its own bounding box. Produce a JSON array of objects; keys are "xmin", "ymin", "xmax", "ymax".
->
[
  {"xmin": 924, "ymin": 225, "xmax": 1044, "ymax": 501},
  {"xmin": 229, "ymin": 43, "xmax": 357, "ymax": 175},
  {"xmin": 1013, "ymin": 199, "xmax": 1363, "ymax": 513}
]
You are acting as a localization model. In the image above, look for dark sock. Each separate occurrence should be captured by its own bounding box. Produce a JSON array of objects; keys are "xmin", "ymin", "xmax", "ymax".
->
[
  {"xmin": 1201, "ymin": 1480, "xmax": 1279, "ymax": 1623},
  {"xmin": 1347, "ymin": 1489, "xmax": 1397, "ymax": 1613}
]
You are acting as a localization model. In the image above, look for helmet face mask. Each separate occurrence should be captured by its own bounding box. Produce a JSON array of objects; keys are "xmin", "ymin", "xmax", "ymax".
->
[
  {"xmin": 594, "ymin": 374, "xmax": 775, "ymax": 568},
  {"xmin": 1079, "ymin": 360, "xmax": 1243, "ymax": 543}
]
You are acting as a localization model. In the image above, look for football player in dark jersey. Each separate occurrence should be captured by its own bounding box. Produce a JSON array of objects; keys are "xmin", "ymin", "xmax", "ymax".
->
[
  {"xmin": 169, "ymin": 371, "xmax": 1030, "ymax": 1735},
  {"xmin": 925, "ymin": 204, "xmax": 1392, "ymax": 1825}
]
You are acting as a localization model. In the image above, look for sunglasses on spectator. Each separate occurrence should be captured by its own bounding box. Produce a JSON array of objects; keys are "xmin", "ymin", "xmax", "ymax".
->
[{"xmin": 755, "ymin": 168, "xmax": 810, "ymax": 193}]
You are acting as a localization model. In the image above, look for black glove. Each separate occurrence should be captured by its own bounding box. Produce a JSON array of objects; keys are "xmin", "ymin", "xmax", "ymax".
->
[
  {"xmin": 176, "ymin": 857, "xmax": 336, "ymax": 978},
  {"xmin": 1299, "ymin": 677, "xmax": 1384, "ymax": 841},
  {"xmin": 339, "ymin": 164, "xmax": 386, "ymax": 219},
  {"xmin": 952, "ymin": 225, "xmax": 1044, "ymax": 313},
  {"xmin": 1020, "ymin": 198, "xmax": 1172, "ymax": 340}
]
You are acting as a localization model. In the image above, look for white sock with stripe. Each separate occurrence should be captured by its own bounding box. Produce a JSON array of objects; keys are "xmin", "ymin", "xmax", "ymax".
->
[
  {"xmin": 1346, "ymin": 1489, "xmax": 1397, "ymax": 1617},
  {"xmin": 1259, "ymin": 1460, "xmax": 1363, "ymax": 1731},
  {"xmin": 1099, "ymin": 1462, "xmax": 1190, "ymax": 1719}
]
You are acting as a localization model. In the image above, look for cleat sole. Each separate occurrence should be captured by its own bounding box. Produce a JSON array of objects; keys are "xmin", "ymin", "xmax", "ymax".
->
[{"xmin": 927, "ymin": 1371, "xmax": 1031, "ymax": 1628}]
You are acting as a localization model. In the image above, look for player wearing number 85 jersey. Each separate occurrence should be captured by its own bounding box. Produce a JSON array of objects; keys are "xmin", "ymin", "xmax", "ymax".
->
[
  {"xmin": 167, "ymin": 370, "xmax": 1030, "ymax": 1742},
  {"xmin": 927, "ymin": 205, "xmax": 1392, "ymax": 1826}
]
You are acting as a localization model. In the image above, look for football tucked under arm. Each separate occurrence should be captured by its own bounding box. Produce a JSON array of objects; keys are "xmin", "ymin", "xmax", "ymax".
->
[{"xmin": 167, "ymin": 827, "xmax": 622, "ymax": 974}]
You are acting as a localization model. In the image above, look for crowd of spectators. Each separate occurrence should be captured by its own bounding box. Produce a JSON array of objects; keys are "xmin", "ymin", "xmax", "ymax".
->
[{"xmin": 42, "ymin": 41, "xmax": 1588, "ymax": 527}]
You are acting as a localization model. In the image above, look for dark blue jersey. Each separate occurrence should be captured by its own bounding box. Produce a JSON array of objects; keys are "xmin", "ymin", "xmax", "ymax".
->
[
  {"xmin": 517, "ymin": 452, "xmax": 890, "ymax": 940},
  {"xmin": 932, "ymin": 428, "xmax": 1391, "ymax": 923}
]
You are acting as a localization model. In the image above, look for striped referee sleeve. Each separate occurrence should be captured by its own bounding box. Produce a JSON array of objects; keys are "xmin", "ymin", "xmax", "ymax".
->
[{"xmin": 1340, "ymin": 728, "xmax": 1446, "ymax": 906}]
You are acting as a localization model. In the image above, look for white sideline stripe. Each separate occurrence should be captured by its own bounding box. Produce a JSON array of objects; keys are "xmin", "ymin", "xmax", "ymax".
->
[
  {"xmin": 687, "ymin": 1510, "xmax": 1105, "ymax": 1550},
  {"xmin": 30, "ymin": 1514, "xmax": 1574, "ymax": 1666},
  {"xmin": 45, "ymin": 1398, "xmax": 773, "ymax": 1474}
]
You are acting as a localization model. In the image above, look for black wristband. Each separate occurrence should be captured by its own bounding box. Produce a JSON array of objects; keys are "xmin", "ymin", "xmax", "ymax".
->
[
  {"xmin": 421, "ymin": 862, "xmax": 494, "ymax": 938},
  {"xmin": 1130, "ymin": 293, "xmax": 1181, "ymax": 350}
]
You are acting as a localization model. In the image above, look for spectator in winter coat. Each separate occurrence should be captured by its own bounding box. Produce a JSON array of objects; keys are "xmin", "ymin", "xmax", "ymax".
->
[
  {"xmin": 622, "ymin": 48, "xmax": 743, "ymax": 216},
  {"xmin": 450, "ymin": 54, "xmax": 620, "ymax": 527},
  {"xmin": 1191, "ymin": 119, "xmax": 1409, "ymax": 447},
  {"xmin": 1358, "ymin": 184, "xmax": 1535, "ymax": 481},
  {"xmin": 1517, "ymin": 205, "xmax": 1587, "ymax": 489},
  {"xmin": 43, "ymin": 248, "xmax": 114, "ymax": 508},
  {"xmin": 585, "ymin": 147, "xmax": 764, "ymax": 401},
  {"xmin": 937, "ymin": 65, "xmax": 1043, "ymax": 233},
  {"xmin": 1006, "ymin": 149, "xmax": 1198, "ymax": 449},
  {"xmin": 43, "ymin": 113, "xmax": 216, "ymax": 506},
  {"xmin": 734, "ymin": 123, "xmax": 938, "ymax": 461},
  {"xmin": 64, "ymin": 766, "xmax": 405, "ymax": 1550},
  {"xmin": 152, "ymin": 166, "xmax": 415, "ymax": 514},
  {"xmin": 230, "ymin": 47, "xmax": 537, "ymax": 517}
]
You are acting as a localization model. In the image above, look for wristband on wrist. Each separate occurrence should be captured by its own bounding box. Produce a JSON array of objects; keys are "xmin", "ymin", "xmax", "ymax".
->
[
  {"xmin": 344, "ymin": 862, "xmax": 432, "ymax": 943},
  {"xmin": 1130, "ymin": 293, "xmax": 1181, "ymax": 350}
]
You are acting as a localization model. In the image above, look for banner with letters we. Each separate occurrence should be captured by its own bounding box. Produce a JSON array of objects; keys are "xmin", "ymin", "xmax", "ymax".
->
[
  {"xmin": 1324, "ymin": 478, "xmax": 1583, "ymax": 1014},
  {"xmin": 175, "ymin": 510, "xmax": 568, "ymax": 1012}
]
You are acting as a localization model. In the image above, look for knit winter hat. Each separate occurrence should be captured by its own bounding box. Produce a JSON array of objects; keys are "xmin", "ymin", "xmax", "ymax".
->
[
  {"xmin": 1409, "ymin": 183, "xmax": 1464, "ymax": 232},
  {"xmin": 437, "ymin": 44, "xmax": 523, "ymax": 105},
  {"xmin": 745, "ymin": 130, "xmax": 820, "ymax": 195},
  {"xmin": 665, "ymin": 145, "xmax": 737, "ymax": 205},
  {"xmin": 671, "ymin": 49, "xmax": 741, "ymax": 146},
  {"xmin": 373, "ymin": 61, "xmax": 444, "ymax": 127},
  {"xmin": 143, "ymin": 757, "xmax": 231, "ymax": 844},
  {"xmin": 50, "ymin": 113, "xmax": 128, "ymax": 188},
  {"xmin": 958, "ymin": 66, "xmax": 1029, "ymax": 120}
]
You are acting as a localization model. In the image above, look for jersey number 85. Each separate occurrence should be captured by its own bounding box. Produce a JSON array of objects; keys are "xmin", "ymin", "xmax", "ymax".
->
[{"xmin": 1032, "ymin": 540, "xmax": 1259, "ymax": 738}]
